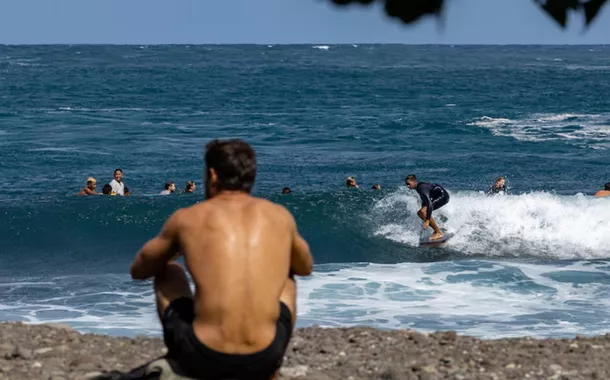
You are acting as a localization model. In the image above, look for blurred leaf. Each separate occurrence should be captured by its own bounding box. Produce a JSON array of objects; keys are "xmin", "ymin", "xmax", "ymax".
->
[{"xmin": 328, "ymin": 0, "xmax": 608, "ymax": 29}]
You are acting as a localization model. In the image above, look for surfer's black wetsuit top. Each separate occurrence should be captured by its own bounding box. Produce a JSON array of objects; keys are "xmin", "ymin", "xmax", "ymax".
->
[
  {"xmin": 487, "ymin": 185, "xmax": 508, "ymax": 195},
  {"xmin": 416, "ymin": 182, "xmax": 450, "ymax": 220}
]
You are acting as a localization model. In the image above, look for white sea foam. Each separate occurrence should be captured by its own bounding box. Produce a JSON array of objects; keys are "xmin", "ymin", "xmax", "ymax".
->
[
  {"xmin": 468, "ymin": 113, "xmax": 610, "ymax": 149},
  {"xmin": 313, "ymin": 45, "xmax": 330, "ymax": 51},
  {"xmin": 297, "ymin": 260, "xmax": 610, "ymax": 338},
  {"xmin": 373, "ymin": 189, "xmax": 610, "ymax": 259},
  {"xmin": 2, "ymin": 259, "xmax": 610, "ymax": 339}
]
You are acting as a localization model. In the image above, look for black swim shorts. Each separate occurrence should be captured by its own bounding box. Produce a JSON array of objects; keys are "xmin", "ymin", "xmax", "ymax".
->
[
  {"xmin": 161, "ymin": 297, "xmax": 293, "ymax": 380},
  {"xmin": 430, "ymin": 189, "xmax": 450, "ymax": 211}
]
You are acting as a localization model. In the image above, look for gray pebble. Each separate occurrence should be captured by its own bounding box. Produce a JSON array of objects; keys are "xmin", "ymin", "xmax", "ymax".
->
[
  {"xmin": 280, "ymin": 365, "xmax": 309, "ymax": 378},
  {"xmin": 14, "ymin": 346, "xmax": 33, "ymax": 360}
]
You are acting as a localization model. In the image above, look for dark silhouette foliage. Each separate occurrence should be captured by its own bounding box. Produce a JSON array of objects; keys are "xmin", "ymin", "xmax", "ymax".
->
[{"xmin": 330, "ymin": 0, "xmax": 608, "ymax": 29}]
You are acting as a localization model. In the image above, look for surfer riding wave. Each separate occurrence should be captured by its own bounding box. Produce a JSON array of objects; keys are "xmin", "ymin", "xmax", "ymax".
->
[{"xmin": 405, "ymin": 175, "xmax": 450, "ymax": 241}]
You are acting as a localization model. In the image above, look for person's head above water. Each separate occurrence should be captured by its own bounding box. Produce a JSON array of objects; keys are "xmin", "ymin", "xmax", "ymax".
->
[
  {"xmin": 184, "ymin": 181, "xmax": 196, "ymax": 193},
  {"xmin": 124, "ymin": 187, "xmax": 130, "ymax": 196},
  {"xmin": 346, "ymin": 177, "xmax": 358, "ymax": 188},
  {"xmin": 371, "ymin": 184, "xmax": 381, "ymax": 190},
  {"xmin": 495, "ymin": 177, "xmax": 506, "ymax": 189},
  {"xmin": 605, "ymin": 183, "xmax": 610, "ymax": 191},
  {"xmin": 86, "ymin": 177, "xmax": 97, "ymax": 190},
  {"xmin": 165, "ymin": 181, "xmax": 176, "ymax": 193},
  {"xmin": 205, "ymin": 139, "xmax": 256, "ymax": 199},
  {"xmin": 282, "ymin": 187, "xmax": 291, "ymax": 194},
  {"xmin": 405, "ymin": 174, "xmax": 418, "ymax": 189},
  {"xmin": 114, "ymin": 168, "xmax": 123, "ymax": 183},
  {"xmin": 102, "ymin": 183, "xmax": 114, "ymax": 195}
]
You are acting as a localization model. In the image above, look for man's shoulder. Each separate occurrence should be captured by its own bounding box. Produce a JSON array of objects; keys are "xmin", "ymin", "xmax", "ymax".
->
[
  {"xmin": 187, "ymin": 195, "xmax": 292, "ymax": 216},
  {"xmin": 240, "ymin": 196, "xmax": 291, "ymax": 218}
]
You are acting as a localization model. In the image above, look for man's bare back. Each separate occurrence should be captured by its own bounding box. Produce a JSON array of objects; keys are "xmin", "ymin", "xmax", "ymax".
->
[
  {"xmin": 129, "ymin": 139, "xmax": 313, "ymax": 380},
  {"xmin": 179, "ymin": 193, "xmax": 304, "ymax": 353}
]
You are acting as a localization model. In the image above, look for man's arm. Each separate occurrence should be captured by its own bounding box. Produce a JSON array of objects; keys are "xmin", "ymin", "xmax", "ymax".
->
[
  {"xmin": 130, "ymin": 210, "xmax": 183, "ymax": 280},
  {"xmin": 287, "ymin": 211, "xmax": 313, "ymax": 276},
  {"xmin": 417, "ymin": 185, "xmax": 433, "ymax": 221}
]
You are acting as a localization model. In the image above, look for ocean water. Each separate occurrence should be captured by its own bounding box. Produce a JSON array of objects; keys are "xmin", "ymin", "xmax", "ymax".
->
[{"xmin": 1, "ymin": 45, "xmax": 610, "ymax": 339}]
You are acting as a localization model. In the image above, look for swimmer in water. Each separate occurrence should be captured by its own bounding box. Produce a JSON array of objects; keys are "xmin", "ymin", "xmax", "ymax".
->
[
  {"xmin": 110, "ymin": 169, "xmax": 125, "ymax": 196},
  {"xmin": 371, "ymin": 184, "xmax": 381, "ymax": 190},
  {"xmin": 346, "ymin": 177, "xmax": 359, "ymax": 189},
  {"xmin": 78, "ymin": 177, "xmax": 100, "ymax": 196},
  {"xmin": 282, "ymin": 187, "xmax": 292, "ymax": 194},
  {"xmin": 487, "ymin": 177, "xmax": 508, "ymax": 195},
  {"xmin": 102, "ymin": 184, "xmax": 116, "ymax": 196},
  {"xmin": 405, "ymin": 174, "xmax": 450, "ymax": 241},
  {"xmin": 160, "ymin": 181, "xmax": 176, "ymax": 195},
  {"xmin": 183, "ymin": 181, "xmax": 196, "ymax": 194},
  {"xmin": 594, "ymin": 182, "xmax": 610, "ymax": 198}
]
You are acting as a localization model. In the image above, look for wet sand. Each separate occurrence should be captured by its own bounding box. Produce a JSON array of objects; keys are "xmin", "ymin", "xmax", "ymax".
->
[{"xmin": 1, "ymin": 322, "xmax": 609, "ymax": 379}]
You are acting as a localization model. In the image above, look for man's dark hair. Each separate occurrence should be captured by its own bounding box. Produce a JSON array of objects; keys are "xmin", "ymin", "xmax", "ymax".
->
[
  {"xmin": 102, "ymin": 184, "xmax": 113, "ymax": 194},
  {"xmin": 405, "ymin": 175, "xmax": 417, "ymax": 182},
  {"xmin": 114, "ymin": 168, "xmax": 123, "ymax": 174},
  {"xmin": 205, "ymin": 139, "xmax": 256, "ymax": 193},
  {"xmin": 165, "ymin": 181, "xmax": 174, "ymax": 190},
  {"xmin": 605, "ymin": 182, "xmax": 610, "ymax": 191},
  {"xmin": 282, "ymin": 187, "xmax": 291, "ymax": 194}
]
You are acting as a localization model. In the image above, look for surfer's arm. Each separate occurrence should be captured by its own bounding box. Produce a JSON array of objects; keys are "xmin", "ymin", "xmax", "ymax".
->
[
  {"xmin": 424, "ymin": 196, "xmax": 433, "ymax": 220},
  {"xmin": 417, "ymin": 186, "xmax": 433, "ymax": 221},
  {"xmin": 130, "ymin": 210, "xmax": 183, "ymax": 280}
]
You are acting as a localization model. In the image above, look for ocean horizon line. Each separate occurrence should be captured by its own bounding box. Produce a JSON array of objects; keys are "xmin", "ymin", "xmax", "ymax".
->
[{"xmin": 0, "ymin": 42, "xmax": 608, "ymax": 47}]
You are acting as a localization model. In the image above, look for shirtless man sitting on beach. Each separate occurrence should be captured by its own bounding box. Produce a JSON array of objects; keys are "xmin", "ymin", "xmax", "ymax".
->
[{"xmin": 130, "ymin": 139, "xmax": 313, "ymax": 380}]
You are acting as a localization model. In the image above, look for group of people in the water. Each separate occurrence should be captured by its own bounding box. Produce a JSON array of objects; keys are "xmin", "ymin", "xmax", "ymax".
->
[
  {"xmin": 77, "ymin": 169, "xmax": 197, "ymax": 197},
  {"xmin": 78, "ymin": 167, "xmax": 609, "ymax": 244}
]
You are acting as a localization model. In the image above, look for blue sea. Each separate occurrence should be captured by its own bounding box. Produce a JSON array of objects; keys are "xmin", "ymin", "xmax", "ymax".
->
[{"xmin": 1, "ymin": 44, "xmax": 610, "ymax": 339}]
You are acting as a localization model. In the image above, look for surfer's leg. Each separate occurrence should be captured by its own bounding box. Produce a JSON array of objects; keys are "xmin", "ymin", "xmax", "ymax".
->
[
  {"xmin": 417, "ymin": 207, "xmax": 427, "ymax": 220},
  {"xmin": 429, "ymin": 216, "xmax": 443, "ymax": 240},
  {"xmin": 428, "ymin": 193, "xmax": 449, "ymax": 240}
]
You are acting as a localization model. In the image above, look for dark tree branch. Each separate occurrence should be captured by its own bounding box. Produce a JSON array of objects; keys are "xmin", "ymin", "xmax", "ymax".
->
[{"xmin": 330, "ymin": 0, "xmax": 608, "ymax": 29}]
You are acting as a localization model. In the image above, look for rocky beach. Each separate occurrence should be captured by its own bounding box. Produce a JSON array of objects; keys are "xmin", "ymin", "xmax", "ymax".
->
[{"xmin": 1, "ymin": 322, "xmax": 609, "ymax": 379}]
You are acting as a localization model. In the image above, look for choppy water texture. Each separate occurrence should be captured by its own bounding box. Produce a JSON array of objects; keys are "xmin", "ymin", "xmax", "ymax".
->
[{"xmin": 1, "ymin": 45, "xmax": 609, "ymax": 339}]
